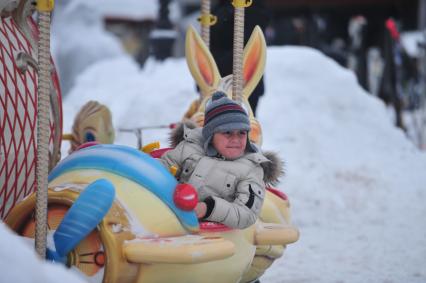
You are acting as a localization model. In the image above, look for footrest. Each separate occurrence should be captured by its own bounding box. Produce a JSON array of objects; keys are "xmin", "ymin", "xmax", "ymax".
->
[
  {"xmin": 255, "ymin": 223, "xmax": 299, "ymax": 245},
  {"xmin": 124, "ymin": 235, "xmax": 235, "ymax": 264}
]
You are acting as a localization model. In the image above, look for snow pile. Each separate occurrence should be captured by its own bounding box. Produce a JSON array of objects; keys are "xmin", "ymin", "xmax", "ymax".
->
[
  {"xmin": 1, "ymin": 43, "xmax": 426, "ymax": 282},
  {"xmin": 0, "ymin": 223, "xmax": 88, "ymax": 283},
  {"xmin": 60, "ymin": 46, "xmax": 426, "ymax": 282},
  {"xmin": 61, "ymin": 56, "xmax": 196, "ymax": 150},
  {"xmin": 401, "ymin": 30, "xmax": 425, "ymax": 57},
  {"xmin": 260, "ymin": 47, "xmax": 426, "ymax": 282},
  {"xmin": 51, "ymin": 0, "xmax": 125, "ymax": 95},
  {"xmin": 91, "ymin": 0, "xmax": 158, "ymax": 21}
]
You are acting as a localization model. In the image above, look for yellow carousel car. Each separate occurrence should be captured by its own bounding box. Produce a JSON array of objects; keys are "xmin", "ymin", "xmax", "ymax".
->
[{"xmin": 5, "ymin": 143, "xmax": 298, "ymax": 283}]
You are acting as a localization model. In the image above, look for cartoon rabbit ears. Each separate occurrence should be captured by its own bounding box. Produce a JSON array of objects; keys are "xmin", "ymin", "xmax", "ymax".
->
[{"xmin": 185, "ymin": 25, "xmax": 266, "ymax": 99}]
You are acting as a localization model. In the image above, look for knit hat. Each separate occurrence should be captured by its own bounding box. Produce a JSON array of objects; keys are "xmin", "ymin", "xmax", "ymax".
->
[{"xmin": 202, "ymin": 91, "xmax": 257, "ymax": 156}]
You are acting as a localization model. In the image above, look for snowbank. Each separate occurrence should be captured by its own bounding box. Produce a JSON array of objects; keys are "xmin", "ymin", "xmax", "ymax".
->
[
  {"xmin": 51, "ymin": 0, "xmax": 125, "ymax": 95},
  {"xmin": 0, "ymin": 223, "xmax": 88, "ymax": 283},
  {"xmin": 260, "ymin": 47, "xmax": 426, "ymax": 282},
  {"xmin": 2, "ymin": 43, "xmax": 426, "ymax": 282},
  {"xmin": 91, "ymin": 0, "xmax": 158, "ymax": 21}
]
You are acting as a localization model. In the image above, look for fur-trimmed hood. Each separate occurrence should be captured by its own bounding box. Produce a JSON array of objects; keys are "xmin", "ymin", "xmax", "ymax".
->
[
  {"xmin": 169, "ymin": 119, "xmax": 198, "ymax": 148},
  {"xmin": 169, "ymin": 120, "xmax": 284, "ymax": 186},
  {"xmin": 260, "ymin": 150, "xmax": 285, "ymax": 186}
]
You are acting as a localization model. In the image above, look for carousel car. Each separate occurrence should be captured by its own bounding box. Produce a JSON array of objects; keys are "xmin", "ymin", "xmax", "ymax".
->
[{"xmin": 5, "ymin": 143, "xmax": 298, "ymax": 283}]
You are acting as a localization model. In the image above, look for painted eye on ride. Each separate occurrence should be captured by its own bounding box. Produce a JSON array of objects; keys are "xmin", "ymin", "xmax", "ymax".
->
[{"xmin": 85, "ymin": 131, "xmax": 96, "ymax": 142}]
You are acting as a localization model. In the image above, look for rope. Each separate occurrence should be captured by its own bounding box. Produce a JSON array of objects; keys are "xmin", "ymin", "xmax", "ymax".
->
[
  {"xmin": 200, "ymin": 0, "xmax": 211, "ymax": 48},
  {"xmin": 231, "ymin": 0, "xmax": 252, "ymax": 103},
  {"xmin": 232, "ymin": 6, "xmax": 245, "ymax": 103},
  {"xmin": 35, "ymin": 0, "xmax": 54, "ymax": 259},
  {"xmin": 199, "ymin": 0, "xmax": 218, "ymax": 48}
]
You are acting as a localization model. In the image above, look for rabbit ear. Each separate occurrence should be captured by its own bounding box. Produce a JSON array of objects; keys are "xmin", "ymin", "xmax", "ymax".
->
[
  {"xmin": 242, "ymin": 26, "xmax": 267, "ymax": 99},
  {"xmin": 185, "ymin": 26, "xmax": 221, "ymax": 98}
]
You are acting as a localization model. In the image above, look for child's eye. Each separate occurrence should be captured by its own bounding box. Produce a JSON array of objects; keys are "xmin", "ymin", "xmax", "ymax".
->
[{"xmin": 239, "ymin": 131, "xmax": 247, "ymax": 135}]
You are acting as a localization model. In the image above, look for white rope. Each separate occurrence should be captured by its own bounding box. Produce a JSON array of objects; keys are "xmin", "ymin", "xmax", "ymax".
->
[
  {"xmin": 200, "ymin": 0, "xmax": 211, "ymax": 48},
  {"xmin": 35, "ymin": 10, "xmax": 52, "ymax": 259},
  {"xmin": 232, "ymin": 7, "xmax": 245, "ymax": 103}
]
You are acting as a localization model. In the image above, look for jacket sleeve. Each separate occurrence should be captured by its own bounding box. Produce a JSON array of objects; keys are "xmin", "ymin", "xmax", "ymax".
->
[
  {"xmin": 203, "ymin": 165, "xmax": 265, "ymax": 229},
  {"xmin": 158, "ymin": 142, "xmax": 186, "ymax": 173}
]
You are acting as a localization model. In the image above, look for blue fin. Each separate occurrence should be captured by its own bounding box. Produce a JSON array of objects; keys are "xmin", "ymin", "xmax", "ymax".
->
[{"xmin": 47, "ymin": 179, "xmax": 115, "ymax": 261}]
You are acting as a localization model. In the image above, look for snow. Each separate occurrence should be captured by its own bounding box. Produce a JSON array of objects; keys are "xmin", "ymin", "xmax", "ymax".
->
[
  {"xmin": 401, "ymin": 30, "xmax": 426, "ymax": 57},
  {"xmin": 0, "ymin": 223, "xmax": 87, "ymax": 283},
  {"xmin": 2, "ymin": 6, "xmax": 426, "ymax": 283},
  {"xmin": 259, "ymin": 47, "xmax": 426, "ymax": 282},
  {"xmin": 90, "ymin": 0, "xmax": 158, "ymax": 21},
  {"xmin": 51, "ymin": 0, "xmax": 125, "ymax": 95}
]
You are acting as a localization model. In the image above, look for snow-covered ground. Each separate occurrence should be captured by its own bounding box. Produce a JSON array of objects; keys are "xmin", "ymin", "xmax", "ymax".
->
[
  {"xmin": 2, "ymin": 3, "xmax": 426, "ymax": 282},
  {"xmin": 51, "ymin": 0, "xmax": 124, "ymax": 95},
  {"xmin": 59, "ymin": 45, "xmax": 426, "ymax": 283},
  {"xmin": 3, "ymin": 46, "xmax": 426, "ymax": 283},
  {"xmin": 0, "ymin": 222, "xmax": 88, "ymax": 283}
]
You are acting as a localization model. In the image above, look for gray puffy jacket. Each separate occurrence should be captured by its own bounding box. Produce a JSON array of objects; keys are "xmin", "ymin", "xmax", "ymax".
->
[{"xmin": 159, "ymin": 125, "xmax": 272, "ymax": 229}]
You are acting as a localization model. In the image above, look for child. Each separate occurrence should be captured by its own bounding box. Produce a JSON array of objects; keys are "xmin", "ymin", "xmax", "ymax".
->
[{"xmin": 160, "ymin": 92, "xmax": 283, "ymax": 229}]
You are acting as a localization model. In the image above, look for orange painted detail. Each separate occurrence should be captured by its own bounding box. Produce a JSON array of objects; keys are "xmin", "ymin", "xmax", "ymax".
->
[
  {"xmin": 195, "ymin": 41, "xmax": 214, "ymax": 86},
  {"xmin": 21, "ymin": 205, "xmax": 67, "ymax": 237},
  {"xmin": 94, "ymin": 251, "xmax": 106, "ymax": 267},
  {"xmin": 75, "ymin": 231, "xmax": 103, "ymax": 276},
  {"xmin": 249, "ymin": 120, "xmax": 262, "ymax": 145},
  {"xmin": 19, "ymin": 204, "xmax": 104, "ymax": 276},
  {"xmin": 243, "ymin": 38, "xmax": 260, "ymax": 85}
]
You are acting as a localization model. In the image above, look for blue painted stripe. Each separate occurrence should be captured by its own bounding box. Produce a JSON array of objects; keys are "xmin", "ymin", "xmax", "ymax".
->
[
  {"xmin": 54, "ymin": 179, "xmax": 115, "ymax": 257},
  {"xmin": 49, "ymin": 144, "xmax": 198, "ymax": 230}
]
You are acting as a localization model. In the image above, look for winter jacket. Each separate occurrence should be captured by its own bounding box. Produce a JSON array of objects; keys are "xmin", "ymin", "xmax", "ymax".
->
[{"xmin": 159, "ymin": 123, "xmax": 283, "ymax": 229}]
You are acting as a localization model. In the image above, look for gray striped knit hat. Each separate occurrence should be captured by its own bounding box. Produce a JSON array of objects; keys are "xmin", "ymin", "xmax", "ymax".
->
[{"xmin": 202, "ymin": 91, "xmax": 257, "ymax": 156}]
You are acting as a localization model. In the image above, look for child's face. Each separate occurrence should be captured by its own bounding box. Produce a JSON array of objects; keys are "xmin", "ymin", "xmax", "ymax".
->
[{"xmin": 212, "ymin": 130, "xmax": 248, "ymax": 160}]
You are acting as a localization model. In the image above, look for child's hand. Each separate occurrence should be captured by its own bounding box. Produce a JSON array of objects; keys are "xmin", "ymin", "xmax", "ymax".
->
[{"xmin": 195, "ymin": 202, "xmax": 207, "ymax": 219}]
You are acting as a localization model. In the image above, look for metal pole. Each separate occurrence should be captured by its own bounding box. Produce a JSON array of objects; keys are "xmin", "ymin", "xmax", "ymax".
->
[{"xmin": 119, "ymin": 124, "xmax": 174, "ymax": 149}]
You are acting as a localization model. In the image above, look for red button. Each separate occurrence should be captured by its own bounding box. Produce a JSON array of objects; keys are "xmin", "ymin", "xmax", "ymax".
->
[{"xmin": 173, "ymin": 183, "xmax": 198, "ymax": 211}]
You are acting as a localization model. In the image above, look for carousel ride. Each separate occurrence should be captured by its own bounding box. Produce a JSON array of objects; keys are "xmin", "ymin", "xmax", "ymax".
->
[{"xmin": 0, "ymin": 1, "xmax": 299, "ymax": 282}]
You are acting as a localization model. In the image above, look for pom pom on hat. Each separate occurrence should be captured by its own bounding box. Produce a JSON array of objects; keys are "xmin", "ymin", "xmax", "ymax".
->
[{"xmin": 211, "ymin": 91, "xmax": 227, "ymax": 101}]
